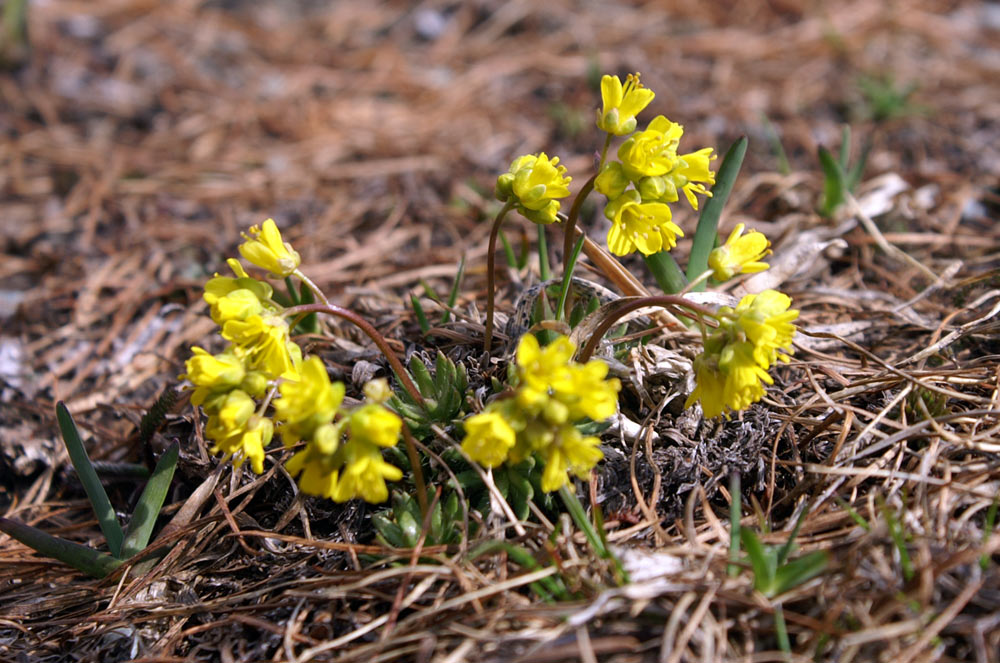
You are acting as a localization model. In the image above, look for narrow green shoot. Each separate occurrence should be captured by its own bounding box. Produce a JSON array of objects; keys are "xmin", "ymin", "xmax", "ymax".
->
[
  {"xmin": 499, "ymin": 231, "xmax": 518, "ymax": 269},
  {"xmin": 121, "ymin": 442, "xmax": 179, "ymax": 558},
  {"xmin": 0, "ymin": 518, "xmax": 123, "ymax": 578},
  {"xmin": 441, "ymin": 255, "xmax": 465, "ymax": 324},
  {"xmin": 761, "ymin": 114, "xmax": 791, "ymax": 175},
  {"xmin": 817, "ymin": 146, "xmax": 846, "ymax": 218},
  {"xmin": 644, "ymin": 251, "xmax": 687, "ymax": 294},
  {"xmin": 410, "ymin": 294, "xmax": 431, "ymax": 335},
  {"xmin": 470, "ymin": 540, "xmax": 570, "ymax": 602},
  {"xmin": 537, "ymin": 223, "xmax": 551, "ymax": 282},
  {"xmin": 980, "ymin": 496, "xmax": 998, "ymax": 571},
  {"xmin": 881, "ymin": 499, "xmax": 914, "ymax": 582},
  {"xmin": 558, "ymin": 485, "xmax": 629, "ymax": 584},
  {"xmin": 728, "ymin": 471, "xmax": 741, "ymax": 577},
  {"xmin": 57, "ymin": 402, "xmax": 124, "ymax": 558},
  {"xmin": 686, "ymin": 136, "xmax": 748, "ymax": 288},
  {"xmin": 835, "ymin": 496, "xmax": 871, "ymax": 532},
  {"xmin": 556, "ymin": 234, "xmax": 586, "ymax": 322}
]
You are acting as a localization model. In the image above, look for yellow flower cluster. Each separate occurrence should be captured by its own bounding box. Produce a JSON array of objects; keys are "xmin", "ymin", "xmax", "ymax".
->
[
  {"xmin": 182, "ymin": 219, "xmax": 403, "ymax": 503},
  {"xmin": 495, "ymin": 152, "xmax": 572, "ymax": 225},
  {"xmin": 593, "ymin": 75, "xmax": 716, "ymax": 257},
  {"xmin": 461, "ymin": 334, "xmax": 621, "ymax": 492},
  {"xmin": 685, "ymin": 290, "xmax": 799, "ymax": 419},
  {"xmin": 280, "ymin": 361, "xmax": 403, "ymax": 503}
]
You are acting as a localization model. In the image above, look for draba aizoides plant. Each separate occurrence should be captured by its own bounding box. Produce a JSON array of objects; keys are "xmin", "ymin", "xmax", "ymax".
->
[{"xmin": 179, "ymin": 72, "xmax": 799, "ymax": 574}]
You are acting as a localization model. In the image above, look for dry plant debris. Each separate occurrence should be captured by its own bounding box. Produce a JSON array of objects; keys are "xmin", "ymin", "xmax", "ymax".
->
[{"xmin": 2, "ymin": 1, "xmax": 999, "ymax": 661}]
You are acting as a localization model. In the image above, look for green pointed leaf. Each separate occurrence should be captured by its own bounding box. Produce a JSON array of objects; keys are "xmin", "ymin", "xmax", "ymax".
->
[
  {"xmin": 409, "ymin": 356, "xmax": 434, "ymax": 395},
  {"xmin": 397, "ymin": 509, "xmax": 420, "ymax": 548},
  {"xmin": 686, "ymin": 136, "xmax": 748, "ymax": 288},
  {"xmin": 293, "ymin": 281, "xmax": 319, "ymax": 334},
  {"xmin": 0, "ymin": 517, "xmax": 124, "ymax": 578},
  {"xmin": 838, "ymin": 125, "xmax": 852, "ymax": 172},
  {"xmin": 410, "ymin": 295, "xmax": 430, "ymax": 336},
  {"xmin": 846, "ymin": 141, "xmax": 871, "ymax": 192},
  {"xmin": 56, "ymin": 402, "xmax": 123, "ymax": 558},
  {"xmin": 121, "ymin": 442, "xmax": 178, "ymax": 559},
  {"xmin": 644, "ymin": 250, "xmax": 687, "ymax": 294}
]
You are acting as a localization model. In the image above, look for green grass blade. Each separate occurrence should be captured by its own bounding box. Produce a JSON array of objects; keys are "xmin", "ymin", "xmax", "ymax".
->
[
  {"xmin": 776, "ymin": 507, "xmax": 809, "ymax": 566},
  {"xmin": 442, "ymin": 255, "xmax": 466, "ymax": 324},
  {"xmin": 741, "ymin": 528, "xmax": 775, "ymax": 595},
  {"xmin": 838, "ymin": 125, "xmax": 852, "ymax": 172},
  {"xmin": 882, "ymin": 501, "xmax": 914, "ymax": 581},
  {"xmin": 686, "ymin": 136, "xmax": 748, "ymax": 288},
  {"xmin": 817, "ymin": 146, "xmax": 846, "ymax": 218},
  {"xmin": 556, "ymin": 234, "xmax": 586, "ymax": 321},
  {"xmin": 728, "ymin": 472, "xmax": 741, "ymax": 577},
  {"xmin": 499, "ymin": 231, "xmax": 518, "ymax": 269},
  {"xmin": 0, "ymin": 517, "xmax": 124, "ymax": 578},
  {"xmin": 537, "ymin": 223, "xmax": 551, "ymax": 282},
  {"xmin": 294, "ymin": 281, "xmax": 319, "ymax": 334},
  {"xmin": 410, "ymin": 295, "xmax": 430, "ymax": 335},
  {"xmin": 845, "ymin": 141, "xmax": 871, "ymax": 192},
  {"xmin": 121, "ymin": 442, "xmax": 178, "ymax": 559},
  {"xmin": 773, "ymin": 550, "xmax": 829, "ymax": 596},
  {"xmin": 56, "ymin": 402, "xmax": 124, "ymax": 558},
  {"xmin": 761, "ymin": 114, "xmax": 790, "ymax": 175},
  {"xmin": 645, "ymin": 250, "xmax": 687, "ymax": 294}
]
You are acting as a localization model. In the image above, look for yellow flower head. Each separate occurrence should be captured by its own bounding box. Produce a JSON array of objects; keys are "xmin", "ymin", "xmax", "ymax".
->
[
  {"xmin": 348, "ymin": 403, "xmax": 402, "ymax": 448},
  {"xmin": 684, "ymin": 343, "xmax": 773, "ymax": 419},
  {"xmin": 540, "ymin": 425, "xmax": 603, "ymax": 493},
  {"xmin": 239, "ymin": 218, "xmax": 301, "ymax": 278},
  {"xmin": 183, "ymin": 347, "xmax": 245, "ymax": 406},
  {"xmin": 733, "ymin": 290, "xmax": 798, "ymax": 368},
  {"xmin": 461, "ymin": 409, "xmax": 516, "ymax": 468},
  {"xmin": 496, "ymin": 153, "xmax": 572, "ymax": 225},
  {"xmin": 605, "ymin": 191, "xmax": 684, "ymax": 257},
  {"xmin": 222, "ymin": 313, "xmax": 301, "ymax": 381},
  {"xmin": 618, "ymin": 115, "xmax": 683, "ymax": 178},
  {"xmin": 204, "ymin": 259, "xmax": 274, "ymax": 324},
  {"xmin": 207, "ymin": 411, "xmax": 273, "ymax": 475},
  {"xmin": 670, "ymin": 148, "xmax": 716, "ymax": 210},
  {"xmin": 708, "ymin": 223, "xmax": 771, "ymax": 281},
  {"xmin": 594, "ymin": 162, "xmax": 630, "ymax": 200},
  {"xmin": 273, "ymin": 356, "xmax": 345, "ymax": 447},
  {"xmin": 331, "ymin": 439, "xmax": 403, "ymax": 504},
  {"xmin": 596, "ymin": 73, "xmax": 655, "ymax": 136}
]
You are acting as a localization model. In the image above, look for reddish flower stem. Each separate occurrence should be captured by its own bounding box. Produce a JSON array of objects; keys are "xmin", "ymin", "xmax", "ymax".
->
[
  {"xmin": 578, "ymin": 295, "xmax": 715, "ymax": 362},
  {"xmin": 484, "ymin": 202, "xmax": 514, "ymax": 354},
  {"xmin": 284, "ymin": 303, "xmax": 425, "ymax": 408}
]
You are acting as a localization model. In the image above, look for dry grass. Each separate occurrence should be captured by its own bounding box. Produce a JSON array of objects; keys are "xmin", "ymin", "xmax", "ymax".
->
[{"xmin": 2, "ymin": 1, "xmax": 999, "ymax": 661}]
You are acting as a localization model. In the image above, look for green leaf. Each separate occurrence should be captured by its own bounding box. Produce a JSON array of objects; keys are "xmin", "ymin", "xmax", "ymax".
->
[
  {"xmin": 372, "ymin": 513, "xmax": 406, "ymax": 548},
  {"xmin": 556, "ymin": 234, "xmax": 586, "ymax": 321},
  {"xmin": 499, "ymin": 230, "xmax": 518, "ymax": 269},
  {"xmin": 771, "ymin": 551, "xmax": 828, "ymax": 597},
  {"xmin": 121, "ymin": 442, "xmax": 178, "ymax": 559},
  {"xmin": 294, "ymin": 281, "xmax": 319, "ymax": 334},
  {"xmin": 537, "ymin": 223, "xmax": 551, "ymax": 282},
  {"xmin": 0, "ymin": 517, "xmax": 124, "ymax": 578},
  {"xmin": 686, "ymin": 136, "xmax": 748, "ymax": 288},
  {"xmin": 817, "ymin": 146, "xmax": 846, "ymax": 218},
  {"xmin": 56, "ymin": 402, "xmax": 124, "ymax": 558},
  {"xmin": 845, "ymin": 141, "xmax": 871, "ymax": 192},
  {"xmin": 409, "ymin": 355, "xmax": 435, "ymax": 395},
  {"xmin": 838, "ymin": 125, "xmax": 852, "ymax": 172},
  {"xmin": 397, "ymin": 509, "xmax": 420, "ymax": 548}
]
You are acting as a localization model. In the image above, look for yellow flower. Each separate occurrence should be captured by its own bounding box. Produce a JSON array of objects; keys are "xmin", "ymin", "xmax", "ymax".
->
[
  {"xmin": 684, "ymin": 353, "xmax": 728, "ymax": 419},
  {"xmin": 212, "ymin": 389, "xmax": 255, "ymax": 429},
  {"xmin": 331, "ymin": 439, "xmax": 403, "ymax": 503},
  {"xmin": 495, "ymin": 153, "xmax": 572, "ymax": 225},
  {"xmin": 618, "ymin": 115, "xmax": 683, "ymax": 178},
  {"xmin": 183, "ymin": 347, "xmax": 245, "ymax": 406},
  {"xmin": 594, "ymin": 162, "xmax": 629, "ymax": 200},
  {"xmin": 273, "ymin": 356, "xmax": 345, "ymax": 446},
  {"xmin": 733, "ymin": 290, "xmax": 798, "ymax": 367},
  {"xmin": 461, "ymin": 409, "xmax": 516, "ymax": 468},
  {"xmin": 222, "ymin": 313, "xmax": 300, "ymax": 381},
  {"xmin": 561, "ymin": 360, "xmax": 621, "ymax": 421},
  {"xmin": 669, "ymin": 148, "xmax": 716, "ymax": 210},
  {"xmin": 285, "ymin": 423, "xmax": 341, "ymax": 498},
  {"xmin": 204, "ymin": 259, "xmax": 274, "ymax": 324},
  {"xmin": 596, "ymin": 73, "xmax": 655, "ymax": 136},
  {"xmin": 207, "ymin": 412, "xmax": 273, "ymax": 475},
  {"xmin": 348, "ymin": 404, "xmax": 402, "ymax": 448},
  {"xmin": 708, "ymin": 224, "xmax": 771, "ymax": 281},
  {"xmin": 606, "ymin": 192, "xmax": 684, "ymax": 257},
  {"xmin": 239, "ymin": 218, "xmax": 301, "ymax": 278},
  {"xmin": 540, "ymin": 425, "xmax": 603, "ymax": 492}
]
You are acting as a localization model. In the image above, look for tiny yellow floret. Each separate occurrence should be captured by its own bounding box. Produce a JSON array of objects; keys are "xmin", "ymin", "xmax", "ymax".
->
[
  {"xmin": 239, "ymin": 218, "xmax": 301, "ymax": 278},
  {"xmin": 496, "ymin": 153, "xmax": 572, "ymax": 225},
  {"xmin": 596, "ymin": 73, "xmax": 655, "ymax": 136},
  {"xmin": 708, "ymin": 223, "xmax": 771, "ymax": 281}
]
